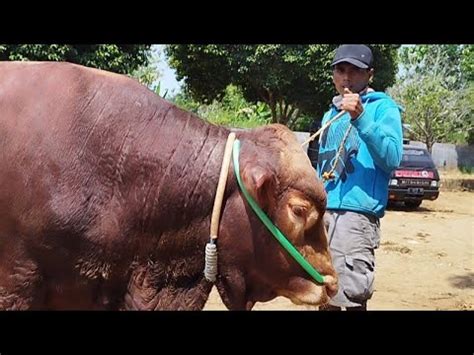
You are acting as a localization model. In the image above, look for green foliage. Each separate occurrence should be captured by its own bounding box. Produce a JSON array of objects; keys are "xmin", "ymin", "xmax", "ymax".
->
[
  {"xmin": 461, "ymin": 45, "xmax": 474, "ymax": 82},
  {"xmin": 292, "ymin": 114, "xmax": 316, "ymax": 132},
  {"xmin": 370, "ymin": 45, "xmax": 400, "ymax": 91},
  {"xmin": 464, "ymin": 83, "xmax": 474, "ymax": 145},
  {"xmin": 152, "ymin": 81, "xmax": 168, "ymax": 99},
  {"xmin": 171, "ymin": 84, "xmax": 271, "ymax": 129},
  {"xmin": 129, "ymin": 48, "xmax": 164, "ymax": 96},
  {"xmin": 388, "ymin": 45, "xmax": 474, "ymax": 151},
  {"xmin": 131, "ymin": 63, "xmax": 159, "ymax": 87},
  {"xmin": 0, "ymin": 44, "xmax": 151, "ymax": 74},
  {"xmin": 399, "ymin": 45, "xmax": 473, "ymax": 89},
  {"xmin": 165, "ymin": 44, "xmax": 399, "ymax": 129},
  {"xmin": 459, "ymin": 165, "xmax": 474, "ymax": 174}
]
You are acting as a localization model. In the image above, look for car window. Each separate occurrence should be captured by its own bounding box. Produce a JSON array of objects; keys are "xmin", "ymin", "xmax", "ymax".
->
[{"xmin": 401, "ymin": 148, "xmax": 435, "ymax": 167}]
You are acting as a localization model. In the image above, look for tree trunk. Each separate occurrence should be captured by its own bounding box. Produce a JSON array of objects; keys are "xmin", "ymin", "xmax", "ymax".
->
[
  {"xmin": 287, "ymin": 107, "xmax": 300, "ymax": 129},
  {"xmin": 278, "ymin": 99, "xmax": 284, "ymax": 124},
  {"xmin": 426, "ymin": 140, "xmax": 433, "ymax": 154},
  {"xmin": 278, "ymin": 99, "xmax": 289, "ymax": 126},
  {"xmin": 269, "ymin": 94, "xmax": 278, "ymax": 123},
  {"xmin": 258, "ymin": 89, "xmax": 301, "ymax": 127}
]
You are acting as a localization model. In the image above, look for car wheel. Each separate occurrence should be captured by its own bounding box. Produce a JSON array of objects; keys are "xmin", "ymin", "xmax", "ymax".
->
[{"xmin": 405, "ymin": 200, "xmax": 422, "ymax": 208}]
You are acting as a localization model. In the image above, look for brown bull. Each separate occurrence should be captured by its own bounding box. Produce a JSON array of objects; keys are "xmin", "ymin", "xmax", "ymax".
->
[{"xmin": 0, "ymin": 61, "xmax": 337, "ymax": 310}]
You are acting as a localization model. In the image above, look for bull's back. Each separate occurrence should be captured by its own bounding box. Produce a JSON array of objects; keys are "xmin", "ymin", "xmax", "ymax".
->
[
  {"xmin": 0, "ymin": 61, "xmax": 221, "ymax": 240},
  {"xmin": 0, "ymin": 61, "xmax": 159, "ymax": 150},
  {"xmin": 0, "ymin": 61, "xmax": 161, "ymax": 238}
]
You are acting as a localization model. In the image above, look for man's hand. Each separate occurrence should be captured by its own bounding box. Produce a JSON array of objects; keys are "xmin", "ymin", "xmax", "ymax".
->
[{"xmin": 341, "ymin": 88, "xmax": 364, "ymax": 120}]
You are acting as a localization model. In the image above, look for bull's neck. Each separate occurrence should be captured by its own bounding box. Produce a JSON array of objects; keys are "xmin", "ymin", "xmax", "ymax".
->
[{"xmin": 137, "ymin": 108, "xmax": 235, "ymax": 232}]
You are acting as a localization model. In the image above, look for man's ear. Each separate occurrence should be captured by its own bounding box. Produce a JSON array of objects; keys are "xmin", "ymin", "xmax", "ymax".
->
[
  {"xmin": 240, "ymin": 162, "xmax": 275, "ymax": 210},
  {"xmin": 368, "ymin": 68, "xmax": 374, "ymax": 84}
]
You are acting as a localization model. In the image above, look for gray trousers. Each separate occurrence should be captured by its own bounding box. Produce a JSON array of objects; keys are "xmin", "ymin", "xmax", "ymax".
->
[{"xmin": 325, "ymin": 210, "xmax": 381, "ymax": 308}]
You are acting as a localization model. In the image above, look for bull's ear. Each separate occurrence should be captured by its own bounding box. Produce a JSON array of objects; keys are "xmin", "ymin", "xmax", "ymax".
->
[{"xmin": 241, "ymin": 163, "xmax": 275, "ymax": 210}]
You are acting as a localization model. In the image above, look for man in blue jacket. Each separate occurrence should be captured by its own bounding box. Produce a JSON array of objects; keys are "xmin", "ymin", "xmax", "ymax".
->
[{"xmin": 316, "ymin": 44, "xmax": 403, "ymax": 310}]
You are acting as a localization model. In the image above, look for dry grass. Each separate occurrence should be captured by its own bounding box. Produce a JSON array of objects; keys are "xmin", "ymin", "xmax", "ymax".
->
[{"xmin": 439, "ymin": 169, "xmax": 474, "ymax": 179}]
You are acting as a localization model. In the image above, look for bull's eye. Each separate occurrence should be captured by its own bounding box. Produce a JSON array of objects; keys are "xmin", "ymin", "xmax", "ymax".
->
[{"xmin": 291, "ymin": 205, "xmax": 307, "ymax": 218}]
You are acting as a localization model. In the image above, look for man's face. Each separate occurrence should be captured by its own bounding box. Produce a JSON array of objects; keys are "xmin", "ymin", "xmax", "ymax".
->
[{"xmin": 332, "ymin": 62, "xmax": 373, "ymax": 95}]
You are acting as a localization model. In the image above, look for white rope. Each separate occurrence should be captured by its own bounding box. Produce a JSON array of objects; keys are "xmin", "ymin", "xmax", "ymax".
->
[
  {"xmin": 204, "ymin": 132, "xmax": 236, "ymax": 283},
  {"xmin": 301, "ymin": 110, "xmax": 346, "ymax": 148},
  {"xmin": 204, "ymin": 242, "xmax": 218, "ymax": 282}
]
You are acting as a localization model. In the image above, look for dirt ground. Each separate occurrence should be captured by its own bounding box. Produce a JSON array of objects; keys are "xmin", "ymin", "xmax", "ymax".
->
[{"xmin": 204, "ymin": 191, "xmax": 473, "ymax": 310}]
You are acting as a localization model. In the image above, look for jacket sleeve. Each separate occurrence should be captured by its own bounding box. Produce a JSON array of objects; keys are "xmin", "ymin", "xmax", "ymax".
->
[{"xmin": 351, "ymin": 101, "xmax": 403, "ymax": 173}]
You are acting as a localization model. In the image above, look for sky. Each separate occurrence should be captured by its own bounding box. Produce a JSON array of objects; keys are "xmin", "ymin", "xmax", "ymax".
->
[{"xmin": 152, "ymin": 45, "xmax": 183, "ymax": 96}]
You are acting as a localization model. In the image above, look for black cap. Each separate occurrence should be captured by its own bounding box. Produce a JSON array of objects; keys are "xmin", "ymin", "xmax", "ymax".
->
[{"xmin": 331, "ymin": 44, "xmax": 373, "ymax": 69}]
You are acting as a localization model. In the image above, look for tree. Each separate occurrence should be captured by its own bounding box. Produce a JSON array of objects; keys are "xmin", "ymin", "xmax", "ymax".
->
[
  {"xmin": 388, "ymin": 45, "xmax": 474, "ymax": 152},
  {"xmin": 130, "ymin": 46, "xmax": 163, "ymax": 94},
  {"xmin": 460, "ymin": 45, "xmax": 474, "ymax": 83},
  {"xmin": 172, "ymin": 84, "xmax": 271, "ymax": 129},
  {"xmin": 398, "ymin": 45, "xmax": 473, "ymax": 89},
  {"xmin": 0, "ymin": 44, "xmax": 151, "ymax": 75},
  {"xmin": 165, "ymin": 45, "xmax": 399, "ymax": 129}
]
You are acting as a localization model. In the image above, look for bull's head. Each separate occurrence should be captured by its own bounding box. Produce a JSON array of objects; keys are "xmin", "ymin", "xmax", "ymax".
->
[{"xmin": 215, "ymin": 124, "xmax": 338, "ymax": 310}]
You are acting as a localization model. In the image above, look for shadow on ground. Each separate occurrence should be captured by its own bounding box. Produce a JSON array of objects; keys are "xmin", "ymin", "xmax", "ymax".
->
[{"xmin": 449, "ymin": 273, "xmax": 474, "ymax": 289}]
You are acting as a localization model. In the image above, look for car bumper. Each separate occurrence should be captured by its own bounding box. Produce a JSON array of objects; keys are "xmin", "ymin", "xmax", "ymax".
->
[{"xmin": 388, "ymin": 188, "xmax": 440, "ymax": 201}]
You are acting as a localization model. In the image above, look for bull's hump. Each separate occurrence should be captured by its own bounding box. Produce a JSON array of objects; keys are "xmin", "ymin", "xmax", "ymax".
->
[{"xmin": 2, "ymin": 61, "xmax": 135, "ymax": 87}]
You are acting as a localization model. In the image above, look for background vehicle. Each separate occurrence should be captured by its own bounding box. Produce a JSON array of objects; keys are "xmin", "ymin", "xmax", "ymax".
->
[{"xmin": 388, "ymin": 143, "xmax": 440, "ymax": 208}]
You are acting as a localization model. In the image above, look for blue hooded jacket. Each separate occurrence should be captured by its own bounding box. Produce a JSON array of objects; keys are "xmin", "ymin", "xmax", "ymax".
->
[{"xmin": 317, "ymin": 91, "xmax": 403, "ymax": 218}]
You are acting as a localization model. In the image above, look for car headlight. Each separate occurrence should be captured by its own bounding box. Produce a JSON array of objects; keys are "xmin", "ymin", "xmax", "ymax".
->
[
  {"xmin": 389, "ymin": 179, "xmax": 398, "ymax": 186},
  {"xmin": 430, "ymin": 180, "xmax": 439, "ymax": 187}
]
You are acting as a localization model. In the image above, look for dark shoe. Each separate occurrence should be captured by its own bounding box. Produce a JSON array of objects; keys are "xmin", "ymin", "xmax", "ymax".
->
[
  {"xmin": 318, "ymin": 304, "xmax": 342, "ymax": 311},
  {"xmin": 346, "ymin": 304, "xmax": 367, "ymax": 311}
]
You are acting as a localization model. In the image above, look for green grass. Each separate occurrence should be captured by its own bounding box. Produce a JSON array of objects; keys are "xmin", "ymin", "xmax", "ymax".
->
[{"xmin": 459, "ymin": 165, "xmax": 474, "ymax": 174}]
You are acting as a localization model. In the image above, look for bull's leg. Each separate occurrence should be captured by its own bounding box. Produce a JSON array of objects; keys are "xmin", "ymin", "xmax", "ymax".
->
[
  {"xmin": 0, "ymin": 239, "xmax": 44, "ymax": 310},
  {"xmin": 216, "ymin": 269, "xmax": 251, "ymax": 310}
]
